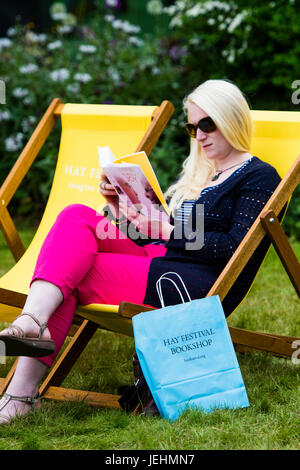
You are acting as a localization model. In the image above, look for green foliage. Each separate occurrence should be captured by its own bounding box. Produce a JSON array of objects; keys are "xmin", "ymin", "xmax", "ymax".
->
[
  {"xmin": 162, "ymin": 0, "xmax": 300, "ymax": 109},
  {"xmin": 0, "ymin": 0, "xmax": 299, "ymax": 237},
  {"xmin": 0, "ymin": 4, "xmax": 182, "ymax": 218}
]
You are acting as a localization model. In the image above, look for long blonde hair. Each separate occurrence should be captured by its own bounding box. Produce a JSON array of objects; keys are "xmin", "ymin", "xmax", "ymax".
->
[{"xmin": 165, "ymin": 79, "xmax": 254, "ymax": 215}]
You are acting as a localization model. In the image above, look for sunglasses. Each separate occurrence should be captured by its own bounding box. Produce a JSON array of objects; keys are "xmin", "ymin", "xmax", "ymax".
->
[{"xmin": 185, "ymin": 116, "xmax": 217, "ymax": 138}]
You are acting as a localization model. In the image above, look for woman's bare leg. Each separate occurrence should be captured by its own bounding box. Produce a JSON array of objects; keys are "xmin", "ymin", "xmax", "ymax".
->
[
  {"xmin": 0, "ymin": 280, "xmax": 63, "ymax": 424},
  {"xmin": 0, "ymin": 280, "xmax": 63, "ymax": 340},
  {"xmin": 0, "ymin": 357, "xmax": 47, "ymax": 424}
]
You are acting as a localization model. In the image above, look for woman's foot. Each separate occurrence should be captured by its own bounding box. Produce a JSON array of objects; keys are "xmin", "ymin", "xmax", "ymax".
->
[
  {"xmin": 0, "ymin": 392, "xmax": 41, "ymax": 425},
  {"xmin": 0, "ymin": 313, "xmax": 51, "ymax": 341},
  {"xmin": 0, "ymin": 312, "xmax": 55, "ymax": 357}
]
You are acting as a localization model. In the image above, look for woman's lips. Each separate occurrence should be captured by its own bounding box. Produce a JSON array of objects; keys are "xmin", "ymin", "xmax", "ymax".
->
[{"xmin": 202, "ymin": 143, "xmax": 212, "ymax": 148}]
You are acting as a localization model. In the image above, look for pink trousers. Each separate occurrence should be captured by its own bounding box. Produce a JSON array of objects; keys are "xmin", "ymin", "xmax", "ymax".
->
[{"xmin": 31, "ymin": 204, "xmax": 167, "ymax": 367}]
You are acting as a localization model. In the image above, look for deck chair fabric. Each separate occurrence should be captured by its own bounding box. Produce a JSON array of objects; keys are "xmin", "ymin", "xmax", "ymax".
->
[{"xmin": 0, "ymin": 107, "xmax": 299, "ymax": 409}]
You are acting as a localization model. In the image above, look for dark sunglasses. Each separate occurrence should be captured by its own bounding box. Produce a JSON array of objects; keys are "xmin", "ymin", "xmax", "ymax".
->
[{"xmin": 185, "ymin": 116, "xmax": 217, "ymax": 138}]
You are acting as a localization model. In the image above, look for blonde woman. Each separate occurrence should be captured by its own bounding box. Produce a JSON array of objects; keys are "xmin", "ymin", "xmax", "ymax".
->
[{"xmin": 0, "ymin": 79, "xmax": 281, "ymax": 423}]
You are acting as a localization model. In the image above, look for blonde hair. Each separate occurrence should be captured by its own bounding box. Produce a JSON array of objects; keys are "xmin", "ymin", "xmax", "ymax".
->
[{"xmin": 165, "ymin": 79, "xmax": 254, "ymax": 215}]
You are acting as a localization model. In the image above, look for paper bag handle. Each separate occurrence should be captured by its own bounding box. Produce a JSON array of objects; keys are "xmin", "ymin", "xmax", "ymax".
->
[{"xmin": 156, "ymin": 271, "xmax": 192, "ymax": 308}]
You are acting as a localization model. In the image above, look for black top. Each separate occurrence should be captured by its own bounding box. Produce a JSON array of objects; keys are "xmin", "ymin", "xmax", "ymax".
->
[{"xmin": 142, "ymin": 157, "xmax": 282, "ymax": 316}]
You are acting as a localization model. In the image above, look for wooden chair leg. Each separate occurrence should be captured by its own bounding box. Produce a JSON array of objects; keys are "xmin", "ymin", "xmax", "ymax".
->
[
  {"xmin": 230, "ymin": 326, "xmax": 299, "ymax": 358},
  {"xmin": 0, "ymin": 359, "xmax": 18, "ymax": 395},
  {"xmin": 260, "ymin": 210, "xmax": 300, "ymax": 298},
  {"xmin": 39, "ymin": 319, "xmax": 122, "ymax": 409},
  {"xmin": 39, "ymin": 319, "xmax": 98, "ymax": 396}
]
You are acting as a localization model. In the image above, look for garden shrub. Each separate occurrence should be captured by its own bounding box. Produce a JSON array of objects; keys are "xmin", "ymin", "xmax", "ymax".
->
[{"xmin": 0, "ymin": 2, "xmax": 183, "ymax": 220}]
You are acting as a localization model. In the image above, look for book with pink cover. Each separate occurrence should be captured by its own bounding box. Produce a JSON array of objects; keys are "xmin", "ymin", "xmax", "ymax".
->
[{"xmin": 98, "ymin": 146, "xmax": 169, "ymax": 220}]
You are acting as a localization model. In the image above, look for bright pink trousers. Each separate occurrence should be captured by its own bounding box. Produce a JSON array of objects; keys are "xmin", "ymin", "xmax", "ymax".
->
[{"xmin": 31, "ymin": 204, "xmax": 167, "ymax": 367}]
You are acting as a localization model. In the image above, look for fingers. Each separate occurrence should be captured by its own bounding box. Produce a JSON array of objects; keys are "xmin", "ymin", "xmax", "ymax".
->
[
  {"xmin": 99, "ymin": 180, "xmax": 116, "ymax": 194},
  {"xmin": 100, "ymin": 181, "xmax": 111, "ymax": 191}
]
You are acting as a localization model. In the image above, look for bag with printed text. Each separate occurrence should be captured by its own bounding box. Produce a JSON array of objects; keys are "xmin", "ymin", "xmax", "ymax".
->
[{"xmin": 127, "ymin": 272, "xmax": 250, "ymax": 421}]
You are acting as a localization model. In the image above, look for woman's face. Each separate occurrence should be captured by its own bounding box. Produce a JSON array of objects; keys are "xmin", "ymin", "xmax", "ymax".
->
[{"xmin": 188, "ymin": 102, "xmax": 235, "ymax": 163}]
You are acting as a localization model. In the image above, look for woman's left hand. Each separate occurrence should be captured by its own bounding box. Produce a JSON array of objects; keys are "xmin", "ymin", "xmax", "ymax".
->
[{"xmin": 119, "ymin": 201, "xmax": 173, "ymax": 241}]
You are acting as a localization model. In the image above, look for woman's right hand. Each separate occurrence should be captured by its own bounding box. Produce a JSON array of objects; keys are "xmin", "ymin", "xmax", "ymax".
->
[{"xmin": 99, "ymin": 173, "xmax": 120, "ymax": 218}]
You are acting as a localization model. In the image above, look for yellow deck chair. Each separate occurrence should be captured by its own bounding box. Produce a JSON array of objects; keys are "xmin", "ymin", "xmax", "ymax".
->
[
  {"xmin": 0, "ymin": 105, "xmax": 299, "ymax": 410},
  {"xmin": 0, "ymin": 98, "xmax": 174, "ymax": 397}
]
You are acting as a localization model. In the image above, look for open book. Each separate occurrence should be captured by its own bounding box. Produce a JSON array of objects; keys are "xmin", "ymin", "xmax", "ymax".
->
[{"xmin": 98, "ymin": 146, "xmax": 170, "ymax": 220}]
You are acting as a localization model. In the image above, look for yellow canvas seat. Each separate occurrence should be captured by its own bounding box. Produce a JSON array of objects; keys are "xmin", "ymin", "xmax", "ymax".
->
[{"xmin": 0, "ymin": 104, "xmax": 299, "ymax": 410}]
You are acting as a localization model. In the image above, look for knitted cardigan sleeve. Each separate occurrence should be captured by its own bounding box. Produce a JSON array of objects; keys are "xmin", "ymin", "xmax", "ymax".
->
[{"xmin": 184, "ymin": 167, "xmax": 281, "ymax": 265}]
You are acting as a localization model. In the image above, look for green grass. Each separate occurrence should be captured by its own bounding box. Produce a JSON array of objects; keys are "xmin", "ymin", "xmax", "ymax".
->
[{"xmin": 0, "ymin": 227, "xmax": 299, "ymax": 450}]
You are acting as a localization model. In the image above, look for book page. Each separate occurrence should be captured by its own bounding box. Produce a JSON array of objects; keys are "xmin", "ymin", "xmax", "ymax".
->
[
  {"xmin": 98, "ymin": 147, "xmax": 170, "ymax": 216},
  {"xmin": 114, "ymin": 151, "xmax": 169, "ymax": 215},
  {"xmin": 103, "ymin": 163, "xmax": 168, "ymax": 221}
]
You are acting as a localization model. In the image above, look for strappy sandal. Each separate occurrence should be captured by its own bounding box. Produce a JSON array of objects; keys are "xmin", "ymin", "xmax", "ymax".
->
[
  {"xmin": 0, "ymin": 312, "xmax": 55, "ymax": 357},
  {"xmin": 0, "ymin": 392, "xmax": 39, "ymax": 424}
]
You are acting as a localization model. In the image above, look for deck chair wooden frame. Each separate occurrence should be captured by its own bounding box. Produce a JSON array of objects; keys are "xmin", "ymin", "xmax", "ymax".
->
[{"xmin": 0, "ymin": 104, "xmax": 299, "ymax": 411}]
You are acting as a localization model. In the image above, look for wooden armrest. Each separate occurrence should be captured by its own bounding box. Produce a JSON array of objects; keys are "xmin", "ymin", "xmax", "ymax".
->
[{"xmin": 118, "ymin": 301, "xmax": 155, "ymax": 319}]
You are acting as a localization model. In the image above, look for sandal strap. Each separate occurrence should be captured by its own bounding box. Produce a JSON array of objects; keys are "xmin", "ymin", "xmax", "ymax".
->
[
  {"xmin": 0, "ymin": 392, "xmax": 39, "ymax": 412},
  {"xmin": 14, "ymin": 312, "xmax": 48, "ymax": 340},
  {"xmin": 6, "ymin": 324, "xmax": 25, "ymax": 338}
]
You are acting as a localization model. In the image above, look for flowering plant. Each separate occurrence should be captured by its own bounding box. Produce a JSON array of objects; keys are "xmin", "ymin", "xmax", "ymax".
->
[{"xmin": 0, "ymin": 3, "xmax": 182, "ymax": 217}]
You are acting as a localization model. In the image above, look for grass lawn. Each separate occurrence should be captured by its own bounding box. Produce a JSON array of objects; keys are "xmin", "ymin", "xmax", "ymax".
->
[{"xmin": 0, "ymin": 227, "xmax": 299, "ymax": 450}]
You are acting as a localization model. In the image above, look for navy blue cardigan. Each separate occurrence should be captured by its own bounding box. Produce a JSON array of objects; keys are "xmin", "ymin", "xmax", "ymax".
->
[{"xmin": 142, "ymin": 157, "xmax": 282, "ymax": 316}]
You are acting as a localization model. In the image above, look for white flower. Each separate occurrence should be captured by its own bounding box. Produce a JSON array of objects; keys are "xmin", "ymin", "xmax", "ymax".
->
[
  {"xmin": 52, "ymin": 12, "xmax": 68, "ymax": 21},
  {"xmin": 0, "ymin": 38, "xmax": 12, "ymax": 51},
  {"xmin": 106, "ymin": 0, "xmax": 119, "ymax": 6},
  {"xmin": 57, "ymin": 25, "xmax": 72, "ymax": 34},
  {"xmin": 5, "ymin": 133, "xmax": 24, "ymax": 152},
  {"xmin": 47, "ymin": 40, "xmax": 63, "ymax": 50},
  {"xmin": 107, "ymin": 68, "xmax": 120, "ymax": 83},
  {"xmin": 169, "ymin": 15, "xmax": 183, "ymax": 28},
  {"xmin": 50, "ymin": 68, "xmax": 70, "ymax": 82},
  {"xmin": 50, "ymin": 1, "xmax": 67, "ymax": 20},
  {"xmin": 0, "ymin": 110, "xmax": 11, "ymax": 121},
  {"xmin": 50, "ymin": 1, "xmax": 66, "ymax": 14},
  {"xmin": 79, "ymin": 44, "xmax": 97, "ymax": 53},
  {"xmin": 152, "ymin": 67, "xmax": 160, "ymax": 75},
  {"xmin": 67, "ymin": 83, "xmax": 80, "ymax": 94},
  {"xmin": 128, "ymin": 36, "xmax": 144, "ymax": 46},
  {"xmin": 25, "ymin": 31, "xmax": 48, "ymax": 43},
  {"xmin": 21, "ymin": 116, "xmax": 37, "ymax": 132},
  {"xmin": 74, "ymin": 72, "xmax": 92, "ymax": 83},
  {"xmin": 37, "ymin": 33, "xmax": 47, "ymax": 43},
  {"xmin": 163, "ymin": 5, "xmax": 177, "ymax": 15},
  {"xmin": 186, "ymin": 4, "xmax": 203, "ymax": 17},
  {"xmin": 24, "ymin": 96, "xmax": 32, "ymax": 105},
  {"xmin": 104, "ymin": 14, "xmax": 115, "ymax": 22},
  {"xmin": 19, "ymin": 63, "xmax": 39, "ymax": 74},
  {"xmin": 147, "ymin": 0, "xmax": 163, "ymax": 15},
  {"xmin": 112, "ymin": 19, "xmax": 140, "ymax": 34},
  {"xmin": 227, "ymin": 11, "xmax": 247, "ymax": 33},
  {"xmin": 25, "ymin": 31, "xmax": 39, "ymax": 43},
  {"xmin": 7, "ymin": 27, "xmax": 16, "ymax": 37},
  {"xmin": 12, "ymin": 87, "xmax": 30, "ymax": 98},
  {"xmin": 63, "ymin": 13, "xmax": 77, "ymax": 26}
]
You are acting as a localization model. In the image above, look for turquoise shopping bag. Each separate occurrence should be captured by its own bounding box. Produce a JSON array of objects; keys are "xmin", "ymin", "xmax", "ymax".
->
[{"xmin": 132, "ymin": 272, "xmax": 249, "ymax": 422}]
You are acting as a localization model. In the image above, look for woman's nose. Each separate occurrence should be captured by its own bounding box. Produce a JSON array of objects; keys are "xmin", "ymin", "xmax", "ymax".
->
[{"xmin": 196, "ymin": 127, "xmax": 207, "ymax": 141}]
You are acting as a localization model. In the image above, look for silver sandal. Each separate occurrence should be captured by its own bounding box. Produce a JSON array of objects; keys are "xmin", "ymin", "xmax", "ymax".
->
[
  {"xmin": 0, "ymin": 392, "xmax": 39, "ymax": 424},
  {"xmin": 0, "ymin": 312, "xmax": 55, "ymax": 357}
]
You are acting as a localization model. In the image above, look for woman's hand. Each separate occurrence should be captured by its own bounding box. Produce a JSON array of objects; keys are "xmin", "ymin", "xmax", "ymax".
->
[
  {"xmin": 119, "ymin": 201, "xmax": 173, "ymax": 241},
  {"xmin": 99, "ymin": 173, "xmax": 120, "ymax": 219}
]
